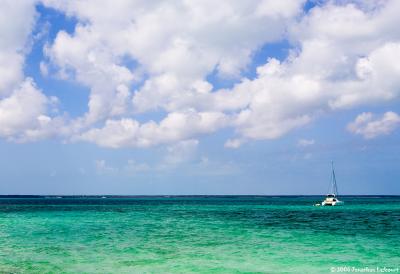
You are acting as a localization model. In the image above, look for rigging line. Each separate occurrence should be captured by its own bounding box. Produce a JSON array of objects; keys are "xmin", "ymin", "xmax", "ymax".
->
[{"xmin": 332, "ymin": 161, "xmax": 338, "ymax": 196}]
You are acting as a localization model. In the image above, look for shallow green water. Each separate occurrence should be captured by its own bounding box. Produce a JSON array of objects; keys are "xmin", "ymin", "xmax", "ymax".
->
[{"xmin": 0, "ymin": 196, "xmax": 399, "ymax": 273}]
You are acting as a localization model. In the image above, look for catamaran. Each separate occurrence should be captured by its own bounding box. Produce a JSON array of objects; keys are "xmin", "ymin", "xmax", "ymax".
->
[{"xmin": 316, "ymin": 162, "xmax": 344, "ymax": 206}]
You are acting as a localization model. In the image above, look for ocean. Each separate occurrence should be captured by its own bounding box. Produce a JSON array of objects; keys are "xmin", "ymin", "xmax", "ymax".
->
[{"xmin": 0, "ymin": 196, "xmax": 399, "ymax": 273}]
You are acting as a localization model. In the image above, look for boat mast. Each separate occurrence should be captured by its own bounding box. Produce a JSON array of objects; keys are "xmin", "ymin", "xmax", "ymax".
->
[{"xmin": 331, "ymin": 161, "xmax": 338, "ymax": 196}]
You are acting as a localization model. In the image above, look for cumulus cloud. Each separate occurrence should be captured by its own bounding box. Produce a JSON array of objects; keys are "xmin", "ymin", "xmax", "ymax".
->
[
  {"xmin": 0, "ymin": 0, "xmax": 37, "ymax": 96},
  {"xmin": 42, "ymin": 0, "xmax": 305, "ymax": 123},
  {"xmin": 220, "ymin": 1, "xmax": 400, "ymax": 145},
  {"xmin": 0, "ymin": 1, "xmax": 63, "ymax": 142},
  {"xmin": 77, "ymin": 110, "xmax": 228, "ymax": 148},
  {"xmin": 0, "ymin": 78, "xmax": 61, "ymax": 142},
  {"xmin": 347, "ymin": 111, "xmax": 400, "ymax": 139},
  {"xmin": 2, "ymin": 0, "xmax": 400, "ymax": 148}
]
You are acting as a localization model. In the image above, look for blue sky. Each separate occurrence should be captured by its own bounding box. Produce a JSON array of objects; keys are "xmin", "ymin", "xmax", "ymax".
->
[{"xmin": 0, "ymin": 0, "xmax": 399, "ymax": 195}]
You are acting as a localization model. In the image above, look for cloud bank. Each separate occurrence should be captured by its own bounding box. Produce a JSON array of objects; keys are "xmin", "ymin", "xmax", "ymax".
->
[{"xmin": 1, "ymin": 0, "xmax": 400, "ymax": 148}]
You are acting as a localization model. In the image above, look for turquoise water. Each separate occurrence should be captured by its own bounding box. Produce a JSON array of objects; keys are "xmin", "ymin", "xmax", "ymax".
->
[{"xmin": 0, "ymin": 196, "xmax": 399, "ymax": 273}]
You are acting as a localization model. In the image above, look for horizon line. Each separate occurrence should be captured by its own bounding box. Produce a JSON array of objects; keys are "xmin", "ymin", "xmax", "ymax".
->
[{"xmin": 1, "ymin": 194, "xmax": 399, "ymax": 198}]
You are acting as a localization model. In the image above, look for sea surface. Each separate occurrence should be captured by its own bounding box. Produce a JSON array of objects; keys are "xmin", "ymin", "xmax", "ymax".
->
[{"xmin": 0, "ymin": 196, "xmax": 399, "ymax": 273}]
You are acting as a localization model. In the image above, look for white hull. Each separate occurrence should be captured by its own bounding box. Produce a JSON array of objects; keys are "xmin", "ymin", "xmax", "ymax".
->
[{"xmin": 321, "ymin": 199, "xmax": 343, "ymax": 206}]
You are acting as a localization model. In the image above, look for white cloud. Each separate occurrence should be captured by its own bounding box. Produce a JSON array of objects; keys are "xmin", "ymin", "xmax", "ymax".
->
[
  {"xmin": 0, "ymin": 78, "xmax": 55, "ymax": 140},
  {"xmin": 226, "ymin": 59, "xmax": 317, "ymax": 141},
  {"xmin": 2, "ymin": 0, "xmax": 400, "ymax": 148},
  {"xmin": 42, "ymin": 0, "xmax": 305, "ymax": 121},
  {"xmin": 220, "ymin": 1, "xmax": 400, "ymax": 143},
  {"xmin": 43, "ymin": 26, "xmax": 136, "ymax": 125},
  {"xmin": 297, "ymin": 139, "xmax": 315, "ymax": 147},
  {"xmin": 347, "ymin": 111, "xmax": 400, "ymax": 139},
  {"xmin": 77, "ymin": 110, "xmax": 228, "ymax": 148},
  {"xmin": 0, "ymin": 1, "xmax": 64, "ymax": 143},
  {"xmin": 0, "ymin": 0, "xmax": 37, "ymax": 96}
]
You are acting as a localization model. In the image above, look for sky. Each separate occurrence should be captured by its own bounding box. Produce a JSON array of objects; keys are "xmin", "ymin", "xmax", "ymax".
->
[{"xmin": 0, "ymin": 0, "xmax": 399, "ymax": 195}]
